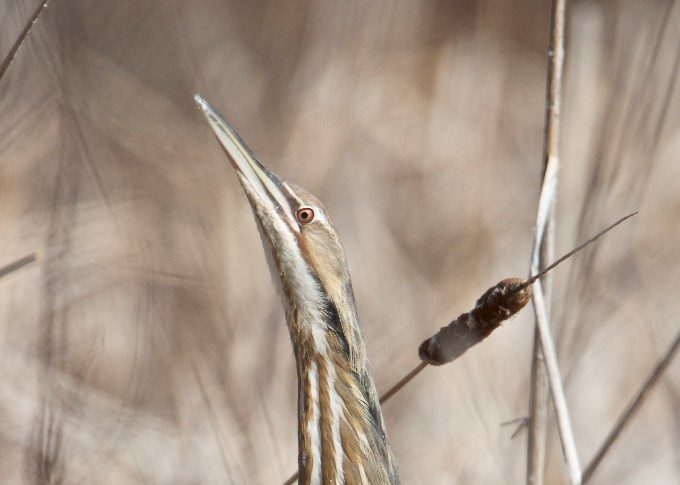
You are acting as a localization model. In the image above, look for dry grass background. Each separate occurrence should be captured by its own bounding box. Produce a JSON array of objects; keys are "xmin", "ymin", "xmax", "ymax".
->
[{"xmin": 1, "ymin": 0, "xmax": 679, "ymax": 483}]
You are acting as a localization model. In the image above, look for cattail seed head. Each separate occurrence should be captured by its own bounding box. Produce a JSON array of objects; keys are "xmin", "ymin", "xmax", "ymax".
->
[{"xmin": 419, "ymin": 278, "xmax": 532, "ymax": 366}]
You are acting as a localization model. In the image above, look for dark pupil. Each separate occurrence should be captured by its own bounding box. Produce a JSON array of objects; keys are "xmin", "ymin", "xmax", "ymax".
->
[{"xmin": 301, "ymin": 211, "xmax": 309, "ymax": 219}]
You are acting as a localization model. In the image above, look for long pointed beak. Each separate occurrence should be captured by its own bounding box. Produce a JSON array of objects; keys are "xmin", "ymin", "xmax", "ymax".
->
[{"xmin": 194, "ymin": 94, "xmax": 298, "ymax": 229}]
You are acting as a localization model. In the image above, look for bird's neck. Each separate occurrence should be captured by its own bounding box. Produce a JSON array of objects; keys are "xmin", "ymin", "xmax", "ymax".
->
[{"xmin": 291, "ymin": 304, "xmax": 399, "ymax": 484}]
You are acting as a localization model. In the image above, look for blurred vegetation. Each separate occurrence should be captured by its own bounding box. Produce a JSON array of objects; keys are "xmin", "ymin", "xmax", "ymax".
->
[{"xmin": 1, "ymin": 1, "xmax": 678, "ymax": 483}]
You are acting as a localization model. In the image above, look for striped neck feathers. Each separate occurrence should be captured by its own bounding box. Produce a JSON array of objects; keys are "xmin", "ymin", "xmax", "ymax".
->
[{"xmin": 292, "ymin": 285, "xmax": 399, "ymax": 485}]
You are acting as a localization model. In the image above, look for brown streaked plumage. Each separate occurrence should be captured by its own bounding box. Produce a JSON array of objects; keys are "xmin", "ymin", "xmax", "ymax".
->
[{"xmin": 195, "ymin": 95, "xmax": 399, "ymax": 484}]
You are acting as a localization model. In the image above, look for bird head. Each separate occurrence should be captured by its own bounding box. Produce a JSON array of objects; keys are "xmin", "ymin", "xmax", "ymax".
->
[{"xmin": 194, "ymin": 95, "xmax": 359, "ymax": 361}]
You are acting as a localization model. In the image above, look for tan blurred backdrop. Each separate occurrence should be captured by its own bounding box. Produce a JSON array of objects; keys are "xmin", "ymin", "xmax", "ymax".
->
[{"xmin": 1, "ymin": 0, "xmax": 679, "ymax": 483}]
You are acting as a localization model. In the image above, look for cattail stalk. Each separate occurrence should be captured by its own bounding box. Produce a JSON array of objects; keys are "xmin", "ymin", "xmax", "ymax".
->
[
  {"xmin": 582, "ymin": 328, "xmax": 680, "ymax": 483},
  {"xmin": 0, "ymin": 0, "xmax": 49, "ymax": 83},
  {"xmin": 526, "ymin": 0, "xmax": 580, "ymax": 483},
  {"xmin": 0, "ymin": 254, "xmax": 37, "ymax": 279}
]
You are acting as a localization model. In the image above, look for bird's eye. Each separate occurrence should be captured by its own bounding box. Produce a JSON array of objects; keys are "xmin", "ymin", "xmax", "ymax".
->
[{"xmin": 296, "ymin": 207, "xmax": 315, "ymax": 224}]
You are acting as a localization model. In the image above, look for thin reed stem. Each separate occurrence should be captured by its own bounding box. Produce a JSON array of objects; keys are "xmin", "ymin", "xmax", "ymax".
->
[
  {"xmin": 531, "ymin": 273, "xmax": 582, "ymax": 484},
  {"xmin": 0, "ymin": 254, "xmax": 37, "ymax": 279},
  {"xmin": 0, "ymin": 0, "xmax": 49, "ymax": 83},
  {"xmin": 379, "ymin": 362, "xmax": 428, "ymax": 404},
  {"xmin": 582, "ymin": 328, "xmax": 680, "ymax": 483},
  {"xmin": 519, "ymin": 213, "xmax": 637, "ymax": 291},
  {"xmin": 527, "ymin": 0, "xmax": 582, "ymax": 484}
]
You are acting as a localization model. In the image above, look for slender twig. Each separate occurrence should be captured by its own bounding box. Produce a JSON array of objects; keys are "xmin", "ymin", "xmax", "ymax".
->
[
  {"xmin": 582, "ymin": 328, "xmax": 680, "ymax": 483},
  {"xmin": 379, "ymin": 362, "xmax": 428, "ymax": 404},
  {"xmin": 502, "ymin": 417, "xmax": 530, "ymax": 439},
  {"xmin": 527, "ymin": 329, "xmax": 550, "ymax": 484},
  {"xmin": 0, "ymin": 253, "xmax": 37, "ymax": 279},
  {"xmin": 531, "ymin": 269, "xmax": 582, "ymax": 484},
  {"xmin": 0, "ymin": 0, "xmax": 50, "ymax": 83},
  {"xmin": 517, "ymin": 212, "xmax": 637, "ymax": 292},
  {"xmin": 527, "ymin": 0, "xmax": 582, "ymax": 484},
  {"xmin": 282, "ymin": 472, "xmax": 297, "ymax": 485}
]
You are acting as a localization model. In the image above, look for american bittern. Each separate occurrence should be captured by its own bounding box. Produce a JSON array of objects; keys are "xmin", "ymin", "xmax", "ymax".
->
[{"xmin": 195, "ymin": 96, "xmax": 399, "ymax": 484}]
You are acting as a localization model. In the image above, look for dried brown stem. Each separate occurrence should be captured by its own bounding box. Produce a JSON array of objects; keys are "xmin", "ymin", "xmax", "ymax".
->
[
  {"xmin": 0, "ymin": 0, "xmax": 50, "ymax": 83},
  {"xmin": 518, "ymin": 212, "xmax": 638, "ymax": 292},
  {"xmin": 379, "ymin": 362, "xmax": 428, "ymax": 405},
  {"xmin": 582, "ymin": 328, "xmax": 680, "ymax": 483},
  {"xmin": 282, "ymin": 473, "xmax": 297, "ymax": 485},
  {"xmin": 0, "ymin": 253, "xmax": 37, "ymax": 279}
]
